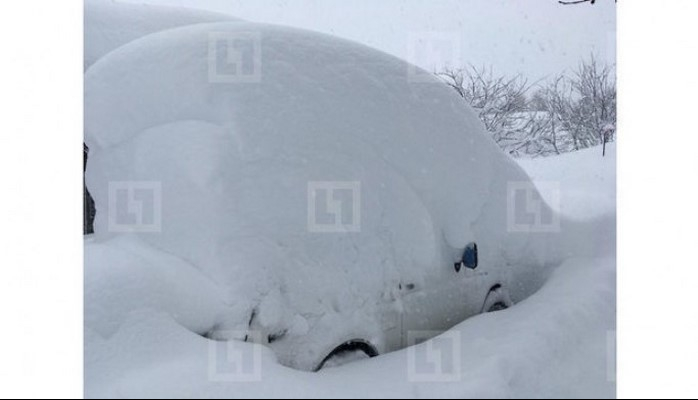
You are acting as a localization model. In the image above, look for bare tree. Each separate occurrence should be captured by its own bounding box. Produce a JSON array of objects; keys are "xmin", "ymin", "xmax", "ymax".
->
[
  {"xmin": 438, "ymin": 56, "xmax": 615, "ymax": 158},
  {"xmin": 437, "ymin": 65, "xmax": 534, "ymax": 155},
  {"xmin": 531, "ymin": 57, "xmax": 616, "ymax": 155},
  {"xmin": 559, "ymin": 0, "xmax": 597, "ymax": 4},
  {"xmin": 531, "ymin": 76, "xmax": 573, "ymax": 155},
  {"xmin": 558, "ymin": 0, "xmax": 616, "ymax": 5},
  {"xmin": 571, "ymin": 54, "xmax": 617, "ymax": 148}
]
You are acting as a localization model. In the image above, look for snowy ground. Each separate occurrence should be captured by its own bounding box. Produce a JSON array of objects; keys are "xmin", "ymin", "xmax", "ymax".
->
[
  {"xmin": 517, "ymin": 143, "xmax": 616, "ymax": 220},
  {"xmin": 85, "ymin": 144, "xmax": 616, "ymax": 399}
]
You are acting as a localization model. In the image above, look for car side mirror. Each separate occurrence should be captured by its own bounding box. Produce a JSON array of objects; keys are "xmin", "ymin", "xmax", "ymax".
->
[{"xmin": 455, "ymin": 242, "xmax": 478, "ymax": 272}]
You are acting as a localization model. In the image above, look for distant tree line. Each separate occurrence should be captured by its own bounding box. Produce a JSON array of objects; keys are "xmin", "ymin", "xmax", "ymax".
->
[{"xmin": 437, "ymin": 55, "xmax": 616, "ymax": 157}]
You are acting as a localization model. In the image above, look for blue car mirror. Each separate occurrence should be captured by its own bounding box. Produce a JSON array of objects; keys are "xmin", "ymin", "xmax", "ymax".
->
[{"xmin": 462, "ymin": 242, "xmax": 478, "ymax": 270}]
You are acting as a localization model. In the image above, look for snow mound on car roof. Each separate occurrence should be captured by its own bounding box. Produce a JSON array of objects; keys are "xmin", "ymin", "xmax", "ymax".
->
[
  {"xmin": 85, "ymin": 21, "xmax": 561, "ymax": 369},
  {"xmin": 85, "ymin": 0, "xmax": 241, "ymax": 70}
]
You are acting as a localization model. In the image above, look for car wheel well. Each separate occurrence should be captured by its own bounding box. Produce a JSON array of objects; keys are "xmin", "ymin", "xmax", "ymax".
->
[
  {"xmin": 315, "ymin": 340, "xmax": 379, "ymax": 371},
  {"xmin": 481, "ymin": 284, "xmax": 513, "ymax": 313}
]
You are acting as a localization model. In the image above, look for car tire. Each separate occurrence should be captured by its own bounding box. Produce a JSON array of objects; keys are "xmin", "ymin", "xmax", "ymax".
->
[
  {"xmin": 315, "ymin": 340, "xmax": 379, "ymax": 371},
  {"xmin": 481, "ymin": 285, "xmax": 513, "ymax": 313}
]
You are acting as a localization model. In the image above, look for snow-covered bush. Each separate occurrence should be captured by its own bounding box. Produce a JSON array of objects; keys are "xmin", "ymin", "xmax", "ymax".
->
[
  {"xmin": 438, "ymin": 56, "xmax": 616, "ymax": 158},
  {"xmin": 437, "ymin": 66, "xmax": 533, "ymax": 156}
]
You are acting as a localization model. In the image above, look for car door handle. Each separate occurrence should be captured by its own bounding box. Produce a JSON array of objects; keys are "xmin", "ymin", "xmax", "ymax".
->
[{"xmin": 400, "ymin": 283, "xmax": 417, "ymax": 292}]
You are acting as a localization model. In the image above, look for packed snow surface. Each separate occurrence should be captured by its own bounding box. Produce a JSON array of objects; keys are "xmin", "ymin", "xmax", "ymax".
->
[
  {"xmin": 518, "ymin": 143, "xmax": 616, "ymax": 220},
  {"xmin": 86, "ymin": 254, "xmax": 614, "ymax": 398},
  {"xmin": 84, "ymin": 17, "xmax": 616, "ymax": 398}
]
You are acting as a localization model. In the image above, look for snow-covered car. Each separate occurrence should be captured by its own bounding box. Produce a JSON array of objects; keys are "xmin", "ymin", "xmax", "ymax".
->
[{"xmin": 84, "ymin": 19, "xmax": 596, "ymax": 371}]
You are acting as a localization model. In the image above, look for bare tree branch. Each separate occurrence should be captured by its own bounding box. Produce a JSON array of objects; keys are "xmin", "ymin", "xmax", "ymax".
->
[
  {"xmin": 559, "ymin": 0, "xmax": 595, "ymax": 5},
  {"xmin": 559, "ymin": 0, "xmax": 616, "ymax": 5},
  {"xmin": 438, "ymin": 56, "xmax": 615, "ymax": 158}
]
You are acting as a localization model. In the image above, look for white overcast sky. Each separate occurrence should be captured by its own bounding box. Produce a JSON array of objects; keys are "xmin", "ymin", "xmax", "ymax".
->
[{"xmin": 119, "ymin": 0, "xmax": 616, "ymax": 81}]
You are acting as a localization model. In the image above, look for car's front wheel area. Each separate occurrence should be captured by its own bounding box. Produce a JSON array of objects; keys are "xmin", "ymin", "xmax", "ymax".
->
[
  {"xmin": 315, "ymin": 340, "xmax": 380, "ymax": 371},
  {"xmin": 481, "ymin": 284, "xmax": 514, "ymax": 313}
]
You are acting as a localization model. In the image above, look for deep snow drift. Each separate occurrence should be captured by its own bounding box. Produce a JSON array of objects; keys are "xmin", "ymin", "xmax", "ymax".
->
[
  {"xmin": 518, "ymin": 144, "xmax": 616, "ymax": 220},
  {"xmin": 85, "ymin": 145, "xmax": 616, "ymax": 398},
  {"xmin": 84, "ymin": 13, "xmax": 616, "ymax": 398},
  {"xmin": 85, "ymin": 258, "xmax": 615, "ymax": 399}
]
